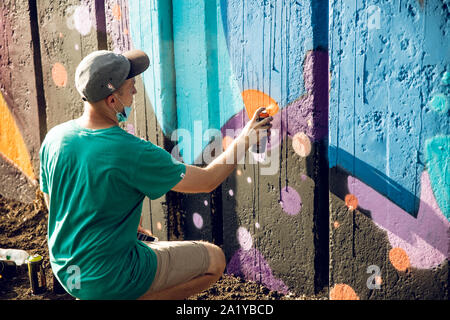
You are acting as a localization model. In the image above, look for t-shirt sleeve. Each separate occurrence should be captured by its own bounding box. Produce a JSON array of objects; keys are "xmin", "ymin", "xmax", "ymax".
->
[
  {"xmin": 39, "ymin": 143, "xmax": 49, "ymax": 194},
  {"xmin": 133, "ymin": 143, "xmax": 186, "ymax": 200}
]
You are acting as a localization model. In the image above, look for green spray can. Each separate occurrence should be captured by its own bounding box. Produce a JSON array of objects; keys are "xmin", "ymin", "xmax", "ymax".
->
[{"xmin": 27, "ymin": 254, "xmax": 46, "ymax": 294}]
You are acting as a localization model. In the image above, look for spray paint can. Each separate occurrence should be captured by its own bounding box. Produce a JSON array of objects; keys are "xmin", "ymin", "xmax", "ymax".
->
[
  {"xmin": 27, "ymin": 254, "xmax": 46, "ymax": 294},
  {"xmin": 250, "ymin": 110, "xmax": 270, "ymax": 154}
]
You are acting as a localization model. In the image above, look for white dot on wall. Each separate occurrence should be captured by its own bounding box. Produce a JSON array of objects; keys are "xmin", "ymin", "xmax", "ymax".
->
[
  {"xmin": 237, "ymin": 169, "xmax": 242, "ymax": 176},
  {"xmin": 229, "ymin": 189, "xmax": 234, "ymax": 196},
  {"xmin": 193, "ymin": 213, "xmax": 203, "ymax": 229},
  {"xmin": 204, "ymin": 200, "xmax": 208, "ymax": 206},
  {"xmin": 74, "ymin": 5, "xmax": 92, "ymax": 36},
  {"xmin": 237, "ymin": 226, "xmax": 253, "ymax": 251},
  {"xmin": 247, "ymin": 177, "xmax": 252, "ymax": 183},
  {"xmin": 255, "ymin": 222, "xmax": 260, "ymax": 229},
  {"xmin": 74, "ymin": 44, "xmax": 79, "ymax": 51},
  {"xmin": 156, "ymin": 222, "xmax": 162, "ymax": 231}
]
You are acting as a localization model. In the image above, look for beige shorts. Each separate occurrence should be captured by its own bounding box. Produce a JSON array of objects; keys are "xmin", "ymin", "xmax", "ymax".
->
[{"xmin": 143, "ymin": 240, "xmax": 210, "ymax": 293}]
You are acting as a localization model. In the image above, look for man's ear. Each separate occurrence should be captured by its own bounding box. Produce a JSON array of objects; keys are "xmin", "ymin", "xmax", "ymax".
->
[{"xmin": 104, "ymin": 94, "xmax": 116, "ymax": 107}]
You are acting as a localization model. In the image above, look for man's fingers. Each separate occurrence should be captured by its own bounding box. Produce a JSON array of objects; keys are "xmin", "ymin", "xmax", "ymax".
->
[
  {"xmin": 252, "ymin": 107, "xmax": 267, "ymax": 121},
  {"xmin": 254, "ymin": 116, "xmax": 273, "ymax": 129}
]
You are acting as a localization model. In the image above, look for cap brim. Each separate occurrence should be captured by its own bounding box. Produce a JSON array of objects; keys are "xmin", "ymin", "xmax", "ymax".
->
[{"xmin": 123, "ymin": 50, "xmax": 150, "ymax": 79}]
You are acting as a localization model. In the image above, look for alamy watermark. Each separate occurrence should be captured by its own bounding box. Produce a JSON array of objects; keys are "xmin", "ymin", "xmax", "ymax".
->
[
  {"xmin": 66, "ymin": 265, "xmax": 81, "ymax": 290},
  {"xmin": 366, "ymin": 264, "xmax": 382, "ymax": 290},
  {"xmin": 170, "ymin": 123, "xmax": 280, "ymax": 176},
  {"xmin": 367, "ymin": 5, "xmax": 381, "ymax": 30}
]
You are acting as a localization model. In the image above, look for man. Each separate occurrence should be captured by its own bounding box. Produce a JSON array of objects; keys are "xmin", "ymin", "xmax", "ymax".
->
[{"xmin": 39, "ymin": 49, "xmax": 272, "ymax": 300}]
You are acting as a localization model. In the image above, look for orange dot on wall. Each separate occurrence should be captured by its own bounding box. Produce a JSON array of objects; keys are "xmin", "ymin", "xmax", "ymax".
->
[
  {"xmin": 52, "ymin": 62, "xmax": 68, "ymax": 87},
  {"xmin": 292, "ymin": 132, "xmax": 312, "ymax": 157},
  {"xmin": 389, "ymin": 247, "xmax": 410, "ymax": 272},
  {"xmin": 345, "ymin": 194, "xmax": 358, "ymax": 211},
  {"xmin": 330, "ymin": 284, "xmax": 360, "ymax": 300},
  {"xmin": 112, "ymin": 4, "xmax": 122, "ymax": 21},
  {"xmin": 241, "ymin": 89, "xmax": 279, "ymax": 120},
  {"xmin": 333, "ymin": 221, "xmax": 340, "ymax": 229},
  {"xmin": 222, "ymin": 135, "xmax": 234, "ymax": 151}
]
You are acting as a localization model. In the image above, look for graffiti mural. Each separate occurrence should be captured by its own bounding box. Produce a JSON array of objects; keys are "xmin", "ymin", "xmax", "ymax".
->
[
  {"xmin": 1, "ymin": 0, "xmax": 448, "ymax": 299},
  {"xmin": 329, "ymin": 0, "xmax": 449, "ymax": 218},
  {"xmin": 329, "ymin": 0, "xmax": 449, "ymax": 299}
]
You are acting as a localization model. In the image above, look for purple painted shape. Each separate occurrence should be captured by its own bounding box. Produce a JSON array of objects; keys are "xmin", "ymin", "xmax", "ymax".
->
[
  {"xmin": 227, "ymin": 248, "xmax": 289, "ymax": 294},
  {"xmin": 348, "ymin": 170, "xmax": 450, "ymax": 269},
  {"xmin": 220, "ymin": 50, "xmax": 329, "ymax": 148},
  {"xmin": 280, "ymin": 186, "xmax": 302, "ymax": 216}
]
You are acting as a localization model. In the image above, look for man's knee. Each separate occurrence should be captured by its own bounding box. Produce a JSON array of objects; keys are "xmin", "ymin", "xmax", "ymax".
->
[{"xmin": 200, "ymin": 242, "xmax": 226, "ymax": 276}]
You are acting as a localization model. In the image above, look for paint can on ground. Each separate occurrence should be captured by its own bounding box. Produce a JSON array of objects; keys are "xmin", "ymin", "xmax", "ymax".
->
[{"xmin": 27, "ymin": 254, "xmax": 46, "ymax": 294}]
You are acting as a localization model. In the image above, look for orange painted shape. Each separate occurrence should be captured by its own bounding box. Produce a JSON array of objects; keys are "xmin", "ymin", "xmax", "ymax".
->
[
  {"xmin": 0, "ymin": 92, "xmax": 36, "ymax": 181},
  {"xmin": 345, "ymin": 194, "xmax": 358, "ymax": 211},
  {"xmin": 333, "ymin": 221, "xmax": 340, "ymax": 229},
  {"xmin": 52, "ymin": 62, "xmax": 68, "ymax": 87},
  {"xmin": 112, "ymin": 4, "xmax": 122, "ymax": 21},
  {"xmin": 241, "ymin": 89, "xmax": 279, "ymax": 120},
  {"xmin": 389, "ymin": 247, "xmax": 410, "ymax": 272},
  {"xmin": 330, "ymin": 284, "xmax": 360, "ymax": 300}
]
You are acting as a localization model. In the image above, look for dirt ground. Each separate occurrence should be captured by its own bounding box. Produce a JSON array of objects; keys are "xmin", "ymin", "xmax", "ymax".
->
[{"xmin": 0, "ymin": 192, "xmax": 324, "ymax": 300}]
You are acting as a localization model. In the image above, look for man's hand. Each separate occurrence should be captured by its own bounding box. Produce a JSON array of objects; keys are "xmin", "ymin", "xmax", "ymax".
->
[
  {"xmin": 171, "ymin": 107, "xmax": 274, "ymax": 194},
  {"xmin": 241, "ymin": 106, "xmax": 273, "ymax": 148},
  {"xmin": 138, "ymin": 216, "xmax": 153, "ymax": 236}
]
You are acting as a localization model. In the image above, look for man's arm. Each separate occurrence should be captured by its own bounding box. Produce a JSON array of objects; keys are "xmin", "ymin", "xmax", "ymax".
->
[{"xmin": 171, "ymin": 107, "xmax": 272, "ymax": 194}]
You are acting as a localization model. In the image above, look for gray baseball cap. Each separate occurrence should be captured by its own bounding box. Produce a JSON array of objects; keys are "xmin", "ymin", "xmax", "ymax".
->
[{"xmin": 75, "ymin": 50, "xmax": 149, "ymax": 102}]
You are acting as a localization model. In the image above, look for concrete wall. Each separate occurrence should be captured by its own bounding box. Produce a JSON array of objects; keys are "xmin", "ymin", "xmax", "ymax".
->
[
  {"xmin": 1, "ymin": 0, "xmax": 448, "ymax": 299},
  {"xmin": 0, "ymin": 0, "xmax": 44, "ymax": 202}
]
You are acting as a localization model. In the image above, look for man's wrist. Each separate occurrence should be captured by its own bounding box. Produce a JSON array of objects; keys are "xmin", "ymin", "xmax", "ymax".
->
[{"xmin": 237, "ymin": 129, "xmax": 250, "ymax": 151}]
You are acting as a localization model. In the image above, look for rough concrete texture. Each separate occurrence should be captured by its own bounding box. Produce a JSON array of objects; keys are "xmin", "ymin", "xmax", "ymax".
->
[
  {"xmin": 1, "ymin": 0, "xmax": 448, "ymax": 300},
  {"xmin": 0, "ymin": 0, "xmax": 45, "ymax": 202},
  {"xmin": 329, "ymin": 0, "xmax": 449, "ymax": 299},
  {"xmin": 36, "ymin": 0, "xmax": 99, "ymax": 131}
]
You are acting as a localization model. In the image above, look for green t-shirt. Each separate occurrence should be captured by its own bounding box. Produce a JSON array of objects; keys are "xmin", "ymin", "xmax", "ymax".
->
[{"xmin": 39, "ymin": 120, "xmax": 186, "ymax": 300}]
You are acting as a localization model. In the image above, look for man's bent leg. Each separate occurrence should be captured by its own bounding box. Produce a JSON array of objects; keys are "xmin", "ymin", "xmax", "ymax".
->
[{"xmin": 137, "ymin": 241, "xmax": 225, "ymax": 300}]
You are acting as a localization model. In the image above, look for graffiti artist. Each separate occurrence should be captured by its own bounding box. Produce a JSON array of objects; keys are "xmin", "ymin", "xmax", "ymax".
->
[{"xmin": 39, "ymin": 49, "xmax": 272, "ymax": 300}]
